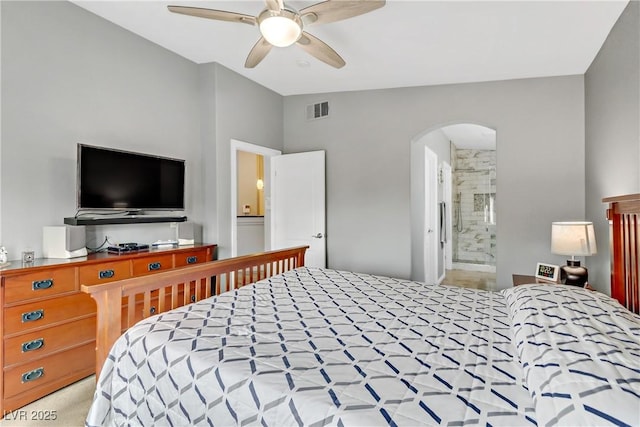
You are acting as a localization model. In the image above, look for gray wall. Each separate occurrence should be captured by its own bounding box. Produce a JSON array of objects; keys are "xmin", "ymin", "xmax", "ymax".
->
[
  {"xmin": 1, "ymin": 2, "xmax": 284, "ymax": 261},
  {"xmin": 1, "ymin": 1, "xmax": 202, "ymax": 258},
  {"xmin": 284, "ymin": 76, "xmax": 586, "ymax": 288},
  {"xmin": 207, "ymin": 63, "xmax": 283, "ymax": 258},
  {"xmin": 585, "ymin": 1, "xmax": 640, "ymax": 293},
  {"xmin": 3, "ymin": 0, "xmax": 634, "ymax": 292}
]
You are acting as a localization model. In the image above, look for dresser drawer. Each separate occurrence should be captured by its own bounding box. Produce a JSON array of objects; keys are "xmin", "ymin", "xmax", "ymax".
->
[
  {"xmin": 4, "ymin": 293, "xmax": 95, "ymax": 336},
  {"xmin": 4, "ymin": 316, "xmax": 96, "ymax": 367},
  {"xmin": 132, "ymin": 254, "xmax": 174, "ymax": 276},
  {"xmin": 78, "ymin": 260, "xmax": 131, "ymax": 285},
  {"xmin": 3, "ymin": 342, "xmax": 94, "ymax": 399},
  {"xmin": 174, "ymin": 249, "xmax": 210, "ymax": 267},
  {"xmin": 3, "ymin": 268, "xmax": 76, "ymax": 304}
]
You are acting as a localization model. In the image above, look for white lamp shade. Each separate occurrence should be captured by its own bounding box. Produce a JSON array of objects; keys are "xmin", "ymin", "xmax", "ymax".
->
[{"xmin": 551, "ymin": 221, "xmax": 597, "ymax": 256}]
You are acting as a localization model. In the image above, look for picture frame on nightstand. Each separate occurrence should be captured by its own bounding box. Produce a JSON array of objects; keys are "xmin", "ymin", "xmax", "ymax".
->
[{"xmin": 535, "ymin": 262, "xmax": 561, "ymax": 283}]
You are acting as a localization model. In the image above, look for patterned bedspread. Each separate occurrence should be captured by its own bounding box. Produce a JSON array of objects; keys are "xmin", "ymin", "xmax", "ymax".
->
[
  {"xmin": 502, "ymin": 285, "xmax": 640, "ymax": 427},
  {"xmin": 85, "ymin": 268, "xmax": 640, "ymax": 426}
]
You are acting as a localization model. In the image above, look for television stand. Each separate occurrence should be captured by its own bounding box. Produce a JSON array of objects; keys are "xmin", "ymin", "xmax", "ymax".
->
[{"xmin": 64, "ymin": 215, "xmax": 187, "ymax": 226}]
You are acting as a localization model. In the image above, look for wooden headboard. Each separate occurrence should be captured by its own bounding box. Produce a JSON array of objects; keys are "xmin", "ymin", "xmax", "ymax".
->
[{"xmin": 604, "ymin": 194, "xmax": 640, "ymax": 314}]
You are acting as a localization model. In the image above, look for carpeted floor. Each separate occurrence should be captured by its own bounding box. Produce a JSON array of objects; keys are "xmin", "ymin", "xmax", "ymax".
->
[{"xmin": 0, "ymin": 376, "xmax": 94, "ymax": 427}]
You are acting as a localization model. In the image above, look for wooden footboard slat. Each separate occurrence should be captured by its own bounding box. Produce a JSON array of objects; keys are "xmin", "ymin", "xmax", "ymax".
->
[
  {"xmin": 158, "ymin": 287, "xmax": 166, "ymax": 313},
  {"xmin": 171, "ymin": 283, "xmax": 178, "ymax": 308},
  {"xmin": 126, "ymin": 295, "xmax": 135, "ymax": 330},
  {"xmin": 143, "ymin": 292, "xmax": 151, "ymax": 319},
  {"xmin": 205, "ymin": 276, "xmax": 212, "ymax": 298},
  {"xmin": 215, "ymin": 274, "xmax": 221, "ymax": 295},
  {"xmin": 184, "ymin": 282, "xmax": 191, "ymax": 306},
  {"xmin": 82, "ymin": 246, "xmax": 308, "ymax": 378}
]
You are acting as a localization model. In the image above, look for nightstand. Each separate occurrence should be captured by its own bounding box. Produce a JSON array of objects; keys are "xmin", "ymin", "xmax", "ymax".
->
[
  {"xmin": 512, "ymin": 274, "xmax": 546, "ymax": 286},
  {"xmin": 512, "ymin": 274, "xmax": 593, "ymax": 290}
]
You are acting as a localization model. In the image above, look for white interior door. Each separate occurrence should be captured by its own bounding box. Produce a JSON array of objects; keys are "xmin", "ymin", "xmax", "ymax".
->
[
  {"xmin": 271, "ymin": 151, "xmax": 326, "ymax": 268},
  {"xmin": 424, "ymin": 147, "xmax": 438, "ymax": 284}
]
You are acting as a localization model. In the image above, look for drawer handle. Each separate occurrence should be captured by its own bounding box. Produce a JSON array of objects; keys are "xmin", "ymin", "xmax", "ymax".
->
[
  {"xmin": 187, "ymin": 256, "xmax": 198, "ymax": 264},
  {"xmin": 99, "ymin": 269, "xmax": 114, "ymax": 279},
  {"xmin": 32, "ymin": 279, "xmax": 53, "ymax": 290},
  {"xmin": 191, "ymin": 295, "xmax": 196, "ymax": 303},
  {"xmin": 148, "ymin": 262, "xmax": 162, "ymax": 271},
  {"xmin": 22, "ymin": 338, "xmax": 45, "ymax": 353},
  {"xmin": 22, "ymin": 309, "xmax": 44, "ymax": 323},
  {"xmin": 21, "ymin": 367, "xmax": 44, "ymax": 383},
  {"xmin": 150, "ymin": 306, "xmax": 156, "ymax": 315}
]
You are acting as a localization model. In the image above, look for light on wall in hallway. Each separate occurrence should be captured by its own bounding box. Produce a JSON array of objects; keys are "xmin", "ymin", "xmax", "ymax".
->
[{"xmin": 256, "ymin": 154, "xmax": 265, "ymax": 215}]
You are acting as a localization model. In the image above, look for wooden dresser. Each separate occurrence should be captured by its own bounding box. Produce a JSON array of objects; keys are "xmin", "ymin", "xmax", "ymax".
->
[{"xmin": 0, "ymin": 243, "xmax": 216, "ymax": 417}]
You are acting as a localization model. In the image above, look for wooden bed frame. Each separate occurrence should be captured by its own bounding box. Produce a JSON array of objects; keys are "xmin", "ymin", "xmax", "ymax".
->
[
  {"xmin": 82, "ymin": 245, "xmax": 308, "ymax": 378},
  {"xmin": 82, "ymin": 193, "xmax": 640, "ymax": 378},
  {"xmin": 604, "ymin": 193, "xmax": 640, "ymax": 314}
]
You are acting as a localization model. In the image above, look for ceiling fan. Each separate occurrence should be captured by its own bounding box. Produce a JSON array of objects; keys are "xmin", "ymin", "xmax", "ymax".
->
[{"xmin": 167, "ymin": 0, "xmax": 385, "ymax": 68}]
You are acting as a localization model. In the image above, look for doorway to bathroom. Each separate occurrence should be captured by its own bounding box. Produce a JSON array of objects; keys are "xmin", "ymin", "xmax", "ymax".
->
[
  {"xmin": 443, "ymin": 124, "xmax": 496, "ymax": 289},
  {"xmin": 412, "ymin": 123, "xmax": 496, "ymax": 290}
]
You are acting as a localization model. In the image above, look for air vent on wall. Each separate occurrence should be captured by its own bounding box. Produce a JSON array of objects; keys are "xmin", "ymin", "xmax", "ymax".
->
[{"xmin": 306, "ymin": 101, "xmax": 329, "ymax": 120}]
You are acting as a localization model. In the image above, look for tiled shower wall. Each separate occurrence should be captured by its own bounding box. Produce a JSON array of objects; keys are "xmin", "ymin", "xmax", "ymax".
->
[{"xmin": 451, "ymin": 147, "xmax": 496, "ymax": 265}]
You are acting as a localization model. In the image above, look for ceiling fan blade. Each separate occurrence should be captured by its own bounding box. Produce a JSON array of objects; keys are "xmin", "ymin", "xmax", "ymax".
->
[
  {"xmin": 264, "ymin": 0, "xmax": 284, "ymax": 12},
  {"xmin": 245, "ymin": 37, "xmax": 273, "ymax": 68},
  {"xmin": 167, "ymin": 6, "xmax": 256, "ymax": 26},
  {"xmin": 296, "ymin": 32, "xmax": 345, "ymax": 68},
  {"xmin": 300, "ymin": 0, "xmax": 385, "ymax": 26}
]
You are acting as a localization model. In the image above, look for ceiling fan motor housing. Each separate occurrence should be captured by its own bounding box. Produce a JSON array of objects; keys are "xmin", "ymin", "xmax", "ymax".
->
[{"xmin": 258, "ymin": 7, "xmax": 303, "ymax": 47}]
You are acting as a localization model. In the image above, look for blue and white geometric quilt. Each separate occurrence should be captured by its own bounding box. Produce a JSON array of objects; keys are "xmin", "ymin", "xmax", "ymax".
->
[
  {"xmin": 85, "ymin": 268, "xmax": 639, "ymax": 426},
  {"xmin": 502, "ymin": 284, "xmax": 640, "ymax": 427}
]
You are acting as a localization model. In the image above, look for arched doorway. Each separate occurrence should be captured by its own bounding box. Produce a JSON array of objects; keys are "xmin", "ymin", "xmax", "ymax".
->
[{"xmin": 411, "ymin": 123, "xmax": 497, "ymax": 290}]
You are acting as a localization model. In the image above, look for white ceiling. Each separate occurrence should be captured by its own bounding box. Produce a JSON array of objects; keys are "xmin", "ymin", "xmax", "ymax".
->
[
  {"xmin": 71, "ymin": 0, "xmax": 628, "ymax": 96},
  {"xmin": 441, "ymin": 124, "xmax": 495, "ymax": 150}
]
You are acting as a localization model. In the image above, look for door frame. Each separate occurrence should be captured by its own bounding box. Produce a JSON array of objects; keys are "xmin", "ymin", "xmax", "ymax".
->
[
  {"xmin": 424, "ymin": 146, "xmax": 439, "ymax": 284},
  {"xmin": 441, "ymin": 162, "xmax": 453, "ymax": 271},
  {"xmin": 230, "ymin": 139, "xmax": 281, "ymax": 258}
]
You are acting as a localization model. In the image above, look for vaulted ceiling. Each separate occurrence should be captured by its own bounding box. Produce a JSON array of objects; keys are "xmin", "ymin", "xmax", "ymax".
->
[{"xmin": 72, "ymin": 0, "xmax": 628, "ymax": 96}]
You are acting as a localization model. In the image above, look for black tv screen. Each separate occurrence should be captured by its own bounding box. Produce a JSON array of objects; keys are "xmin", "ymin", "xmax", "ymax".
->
[{"xmin": 77, "ymin": 144, "xmax": 185, "ymax": 210}]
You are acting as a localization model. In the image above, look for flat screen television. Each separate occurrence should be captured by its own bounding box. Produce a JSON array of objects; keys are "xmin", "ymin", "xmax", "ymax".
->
[{"xmin": 77, "ymin": 144, "xmax": 185, "ymax": 211}]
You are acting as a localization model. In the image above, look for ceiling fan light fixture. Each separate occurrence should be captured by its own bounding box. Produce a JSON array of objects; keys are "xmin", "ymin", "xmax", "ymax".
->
[
  {"xmin": 258, "ymin": 9, "xmax": 302, "ymax": 47},
  {"xmin": 169, "ymin": 0, "xmax": 386, "ymax": 68}
]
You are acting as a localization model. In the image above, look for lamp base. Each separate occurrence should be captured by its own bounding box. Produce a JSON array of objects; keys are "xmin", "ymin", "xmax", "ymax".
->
[{"xmin": 561, "ymin": 260, "xmax": 588, "ymax": 287}]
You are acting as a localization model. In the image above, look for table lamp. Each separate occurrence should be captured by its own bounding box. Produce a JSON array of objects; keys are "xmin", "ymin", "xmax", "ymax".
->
[{"xmin": 551, "ymin": 221, "xmax": 597, "ymax": 287}]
